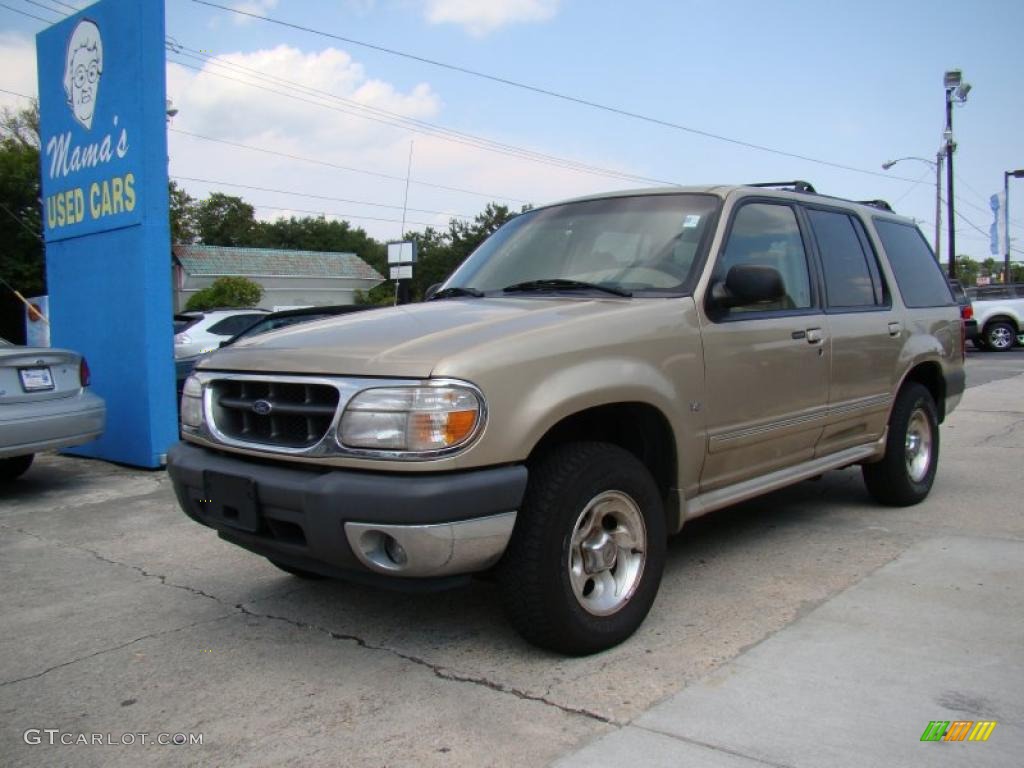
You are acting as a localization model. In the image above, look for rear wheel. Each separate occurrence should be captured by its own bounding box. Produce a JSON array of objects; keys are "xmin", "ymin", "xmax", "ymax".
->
[
  {"xmin": 497, "ymin": 442, "xmax": 666, "ymax": 655},
  {"xmin": 862, "ymin": 383, "xmax": 939, "ymax": 506},
  {"xmin": 0, "ymin": 454, "xmax": 34, "ymax": 483},
  {"xmin": 983, "ymin": 320, "xmax": 1016, "ymax": 352}
]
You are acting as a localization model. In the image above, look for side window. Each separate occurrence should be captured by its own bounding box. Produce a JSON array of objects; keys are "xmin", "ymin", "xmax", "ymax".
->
[
  {"xmin": 713, "ymin": 203, "xmax": 812, "ymax": 315},
  {"xmin": 873, "ymin": 220, "xmax": 955, "ymax": 308},
  {"xmin": 208, "ymin": 314, "xmax": 263, "ymax": 336},
  {"xmin": 807, "ymin": 209, "xmax": 884, "ymax": 308}
]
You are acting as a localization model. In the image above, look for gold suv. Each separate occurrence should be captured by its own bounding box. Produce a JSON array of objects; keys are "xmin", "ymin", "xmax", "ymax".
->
[{"xmin": 168, "ymin": 182, "xmax": 965, "ymax": 655}]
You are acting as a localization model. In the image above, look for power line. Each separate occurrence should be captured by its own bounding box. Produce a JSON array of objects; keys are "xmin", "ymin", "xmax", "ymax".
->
[
  {"xmin": 173, "ymin": 175, "xmax": 474, "ymax": 219},
  {"xmin": 0, "ymin": 87, "xmax": 35, "ymax": 100},
  {"xmin": 192, "ymin": 0, "xmax": 921, "ymax": 183},
  {"xmin": 169, "ymin": 127, "xmax": 531, "ymax": 203},
  {"xmin": 0, "ymin": 2, "xmax": 54, "ymax": 23},
  {"xmin": 166, "ymin": 46, "xmax": 675, "ymax": 186},
  {"xmin": 21, "ymin": 0, "xmax": 67, "ymax": 19},
  {"xmin": 48, "ymin": 0, "xmax": 80, "ymax": 11}
]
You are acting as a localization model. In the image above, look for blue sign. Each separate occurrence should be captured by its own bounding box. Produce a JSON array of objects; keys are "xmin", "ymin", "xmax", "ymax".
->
[{"xmin": 37, "ymin": 0, "xmax": 177, "ymax": 468}]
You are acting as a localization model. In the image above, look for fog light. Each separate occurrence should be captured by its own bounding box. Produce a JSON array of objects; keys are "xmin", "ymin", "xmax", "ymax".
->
[{"xmin": 384, "ymin": 535, "xmax": 408, "ymax": 566}]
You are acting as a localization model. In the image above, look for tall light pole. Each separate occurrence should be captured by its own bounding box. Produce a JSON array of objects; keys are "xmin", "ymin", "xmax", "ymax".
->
[
  {"xmin": 882, "ymin": 154, "xmax": 943, "ymax": 259},
  {"xmin": 1005, "ymin": 169, "xmax": 1024, "ymax": 285},
  {"xmin": 944, "ymin": 69, "xmax": 971, "ymax": 278}
]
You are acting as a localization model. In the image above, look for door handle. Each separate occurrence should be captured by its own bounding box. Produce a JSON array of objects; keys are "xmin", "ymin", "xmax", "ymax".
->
[
  {"xmin": 888, "ymin": 322, "xmax": 902, "ymax": 337},
  {"xmin": 805, "ymin": 328, "xmax": 824, "ymax": 344}
]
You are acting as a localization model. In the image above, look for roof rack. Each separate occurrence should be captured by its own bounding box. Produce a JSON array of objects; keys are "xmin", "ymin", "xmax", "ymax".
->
[
  {"xmin": 746, "ymin": 180, "xmax": 817, "ymax": 194},
  {"xmin": 854, "ymin": 199, "xmax": 894, "ymax": 212}
]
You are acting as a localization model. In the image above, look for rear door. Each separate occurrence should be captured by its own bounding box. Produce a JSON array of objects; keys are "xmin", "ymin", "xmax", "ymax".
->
[{"xmin": 802, "ymin": 206, "xmax": 902, "ymax": 456}]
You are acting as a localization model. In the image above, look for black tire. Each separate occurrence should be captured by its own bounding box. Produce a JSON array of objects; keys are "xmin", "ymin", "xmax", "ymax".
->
[
  {"xmin": 862, "ymin": 383, "xmax": 939, "ymax": 507},
  {"xmin": 983, "ymin": 320, "xmax": 1016, "ymax": 352},
  {"xmin": 0, "ymin": 454, "xmax": 34, "ymax": 483},
  {"xmin": 267, "ymin": 558, "xmax": 327, "ymax": 580},
  {"xmin": 497, "ymin": 442, "xmax": 666, "ymax": 655}
]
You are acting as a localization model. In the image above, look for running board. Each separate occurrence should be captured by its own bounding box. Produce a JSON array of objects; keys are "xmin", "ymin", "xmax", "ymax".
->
[{"xmin": 684, "ymin": 439, "xmax": 885, "ymax": 522}]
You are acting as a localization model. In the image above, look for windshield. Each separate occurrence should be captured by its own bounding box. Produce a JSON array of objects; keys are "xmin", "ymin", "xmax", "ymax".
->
[
  {"xmin": 443, "ymin": 193, "xmax": 720, "ymax": 296},
  {"xmin": 230, "ymin": 313, "xmax": 330, "ymax": 343}
]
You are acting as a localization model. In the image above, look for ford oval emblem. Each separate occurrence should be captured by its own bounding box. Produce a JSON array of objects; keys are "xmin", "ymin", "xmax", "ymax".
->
[{"xmin": 252, "ymin": 399, "xmax": 273, "ymax": 416}]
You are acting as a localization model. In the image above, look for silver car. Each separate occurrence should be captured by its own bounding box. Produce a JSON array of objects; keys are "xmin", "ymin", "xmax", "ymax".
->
[{"xmin": 0, "ymin": 337, "xmax": 106, "ymax": 482}]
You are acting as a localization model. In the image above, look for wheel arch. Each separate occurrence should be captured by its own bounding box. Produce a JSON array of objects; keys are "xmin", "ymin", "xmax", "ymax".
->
[
  {"xmin": 528, "ymin": 402, "xmax": 682, "ymax": 532},
  {"xmin": 898, "ymin": 361, "xmax": 947, "ymax": 423}
]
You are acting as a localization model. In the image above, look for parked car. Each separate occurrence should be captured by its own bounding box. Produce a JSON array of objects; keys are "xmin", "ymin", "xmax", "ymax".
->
[
  {"xmin": 173, "ymin": 308, "xmax": 270, "ymax": 359},
  {"xmin": 0, "ymin": 336, "xmax": 106, "ymax": 482},
  {"xmin": 168, "ymin": 182, "xmax": 964, "ymax": 654},
  {"xmin": 175, "ymin": 305, "xmax": 375, "ymax": 398},
  {"xmin": 947, "ymin": 279, "xmax": 979, "ymax": 346},
  {"xmin": 966, "ymin": 283, "xmax": 1024, "ymax": 351}
]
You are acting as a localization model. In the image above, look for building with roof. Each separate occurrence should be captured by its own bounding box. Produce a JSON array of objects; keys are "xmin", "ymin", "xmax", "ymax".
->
[{"xmin": 172, "ymin": 244, "xmax": 385, "ymax": 311}]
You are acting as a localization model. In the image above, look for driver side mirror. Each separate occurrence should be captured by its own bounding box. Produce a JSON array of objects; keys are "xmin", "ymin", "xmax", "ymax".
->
[{"xmin": 710, "ymin": 264, "xmax": 785, "ymax": 309}]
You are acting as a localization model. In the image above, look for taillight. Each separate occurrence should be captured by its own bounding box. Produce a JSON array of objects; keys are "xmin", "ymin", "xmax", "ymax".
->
[
  {"xmin": 961, "ymin": 305, "xmax": 973, "ymax": 320},
  {"xmin": 79, "ymin": 357, "xmax": 91, "ymax": 387}
]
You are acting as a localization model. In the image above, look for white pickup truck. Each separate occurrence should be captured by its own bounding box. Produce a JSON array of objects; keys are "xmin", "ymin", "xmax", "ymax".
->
[{"xmin": 968, "ymin": 284, "xmax": 1024, "ymax": 351}]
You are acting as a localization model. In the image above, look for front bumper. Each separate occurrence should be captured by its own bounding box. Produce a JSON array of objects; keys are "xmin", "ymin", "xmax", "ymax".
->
[{"xmin": 167, "ymin": 441, "xmax": 527, "ymax": 582}]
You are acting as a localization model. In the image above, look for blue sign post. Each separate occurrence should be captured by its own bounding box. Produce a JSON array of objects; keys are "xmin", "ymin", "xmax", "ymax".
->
[{"xmin": 36, "ymin": 0, "xmax": 177, "ymax": 467}]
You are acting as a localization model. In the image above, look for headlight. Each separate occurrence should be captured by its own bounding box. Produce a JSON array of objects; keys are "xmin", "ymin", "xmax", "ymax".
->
[
  {"xmin": 339, "ymin": 384, "xmax": 484, "ymax": 453},
  {"xmin": 180, "ymin": 374, "xmax": 204, "ymax": 429}
]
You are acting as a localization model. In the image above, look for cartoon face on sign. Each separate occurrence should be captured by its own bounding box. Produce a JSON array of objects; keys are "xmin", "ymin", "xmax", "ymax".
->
[{"xmin": 63, "ymin": 20, "xmax": 103, "ymax": 130}]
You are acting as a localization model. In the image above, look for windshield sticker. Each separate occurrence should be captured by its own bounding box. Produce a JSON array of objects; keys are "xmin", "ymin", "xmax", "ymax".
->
[{"xmin": 682, "ymin": 214, "xmax": 701, "ymax": 228}]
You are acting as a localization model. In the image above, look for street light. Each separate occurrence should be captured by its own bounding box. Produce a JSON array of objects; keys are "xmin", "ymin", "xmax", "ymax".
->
[
  {"xmin": 1004, "ymin": 169, "xmax": 1024, "ymax": 285},
  {"xmin": 944, "ymin": 69, "xmax": 971, "ymax": 278},
  {"xmin": 882, "ymin": 154, "xmax": 943, "ymax": 260}
]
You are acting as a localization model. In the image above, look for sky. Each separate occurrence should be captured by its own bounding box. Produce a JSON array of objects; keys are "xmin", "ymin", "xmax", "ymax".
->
[{"xmin": 1, "ymin": 0, "xmax": 1023, "ymax": 262}]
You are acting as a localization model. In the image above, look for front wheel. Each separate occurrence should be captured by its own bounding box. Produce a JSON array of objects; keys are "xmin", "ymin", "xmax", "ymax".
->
[
  {"xmin": 862, "ymin": 383, "xmax": 939, "ymax": 506},
  {"xmin": 497, "ymin": 442, "xmax": 666, "ymax": 655}
]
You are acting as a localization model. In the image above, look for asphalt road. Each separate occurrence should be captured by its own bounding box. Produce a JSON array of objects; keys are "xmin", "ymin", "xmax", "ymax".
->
[
  {"xmin": 965, "ymin": 344, "xmax": 1024, "ymax": 387},
  {"xmin": 1, "ymin": 354, "xmax": 1021, "ymax": 767}
]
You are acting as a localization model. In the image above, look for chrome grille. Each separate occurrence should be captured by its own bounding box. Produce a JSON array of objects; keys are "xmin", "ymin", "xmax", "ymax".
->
[{"xmin": 210, "ymin": 379, "xmax": 340, "ymax": 448}]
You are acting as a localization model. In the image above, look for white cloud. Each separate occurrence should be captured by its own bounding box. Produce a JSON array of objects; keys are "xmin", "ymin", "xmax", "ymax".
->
[
  {"xmin": 423, "ymin": 0, "xmax": 559, "ymax": 36},
  {"xmin": 162, "ymin": 43, "xmax": 643, "ymax": 242},
  {"xmin": 0, "ymin": 34, "xmax": 39, "ymax": 112}
]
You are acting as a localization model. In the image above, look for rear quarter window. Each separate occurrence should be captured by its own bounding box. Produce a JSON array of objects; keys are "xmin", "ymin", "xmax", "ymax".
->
[{"xmin": 872, "ymin": 220, "xmax": 955, "ymax": 308}]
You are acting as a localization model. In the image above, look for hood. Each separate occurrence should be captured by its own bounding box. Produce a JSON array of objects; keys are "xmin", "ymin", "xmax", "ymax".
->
[{"xmin": 197, "ymin": 297, "xmax": 638, "ymax": 378}]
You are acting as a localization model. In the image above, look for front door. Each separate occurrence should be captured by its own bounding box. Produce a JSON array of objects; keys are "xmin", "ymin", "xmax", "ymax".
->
[{"xmin": 698, "ymin": 201, "xmax": 830, "ymax": 492}]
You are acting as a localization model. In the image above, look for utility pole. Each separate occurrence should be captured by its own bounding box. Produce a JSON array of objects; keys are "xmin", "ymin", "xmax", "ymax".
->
[
  {"xmin": 943, "ymin": 69, "xmax": 971, "ymax": 279},
  {"xmin": 1005, "ymin": 169, "xmax": 1024, "ymax": 285},
  {"xmin": 935, "ymin": 150, "xmax": 943, "ymax": 262}
]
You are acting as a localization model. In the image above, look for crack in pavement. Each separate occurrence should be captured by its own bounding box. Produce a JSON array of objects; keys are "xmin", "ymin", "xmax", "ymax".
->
[
  {"xmin": 0, "ymin": 615, "xmax": 231, "ymax": 687},
  {"xmin": 233, "ymin": 603, "xmax": 619, "ymax": 726},
  {"xmin": 2, "ymin": 525, "xmax": 618, "ymax": 726}
]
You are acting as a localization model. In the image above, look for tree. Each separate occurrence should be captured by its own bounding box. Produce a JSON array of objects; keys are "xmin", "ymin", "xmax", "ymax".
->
[
  {"xmin": 955, "ymin": 255, "xmax": 979, "ymax": 286},
  {"xmin": 169, "ymin": 180, "xmax": 198, "ymax": 244},
  {"xmin": 185, "ymin": 276, "xmax": 263, "ymax": 311},
  {"xmin": 193, "ymin": 193, "xmax": 257, "ymax": 246},
  {"xmin": 0, "ymin": 101, "xmax": 43, "ymax": 343}
]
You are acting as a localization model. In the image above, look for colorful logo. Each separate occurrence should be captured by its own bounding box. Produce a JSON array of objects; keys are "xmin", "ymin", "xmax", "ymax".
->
[{"xmin": 920, "ymin": 720, "xmax": 997, "ymax": 742}]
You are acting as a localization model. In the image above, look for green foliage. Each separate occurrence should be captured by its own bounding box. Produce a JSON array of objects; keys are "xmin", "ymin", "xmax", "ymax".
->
[
  {"xmin": 0, "ymin": 101, "xmax": 43, "ymax": 343},
  {"xmin": 194, "ymin": 193, "xmax": 257, "ymax": 246},
  {"xmin": 169, "ymin": 180, "xmax": 198, "ymax": 244},
  {"xmin": 185, "ymin": 276, "xmax": 263, "ymax": 311}
]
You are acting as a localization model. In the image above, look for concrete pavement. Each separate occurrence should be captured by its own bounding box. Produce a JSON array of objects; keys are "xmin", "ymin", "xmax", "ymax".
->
[{"xmin": 1, "ymin": 362, "xmax": 1021, "ymax": 767}]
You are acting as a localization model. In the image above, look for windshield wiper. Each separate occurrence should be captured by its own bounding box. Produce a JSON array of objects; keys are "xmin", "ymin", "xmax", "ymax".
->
[
  {"xmin": 428, "ymin": 286, "xmax": 486, "ymax": 300},
  {"xmin": 502, "ymin": 279, "xmax": 632, "ymax": 297}
]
